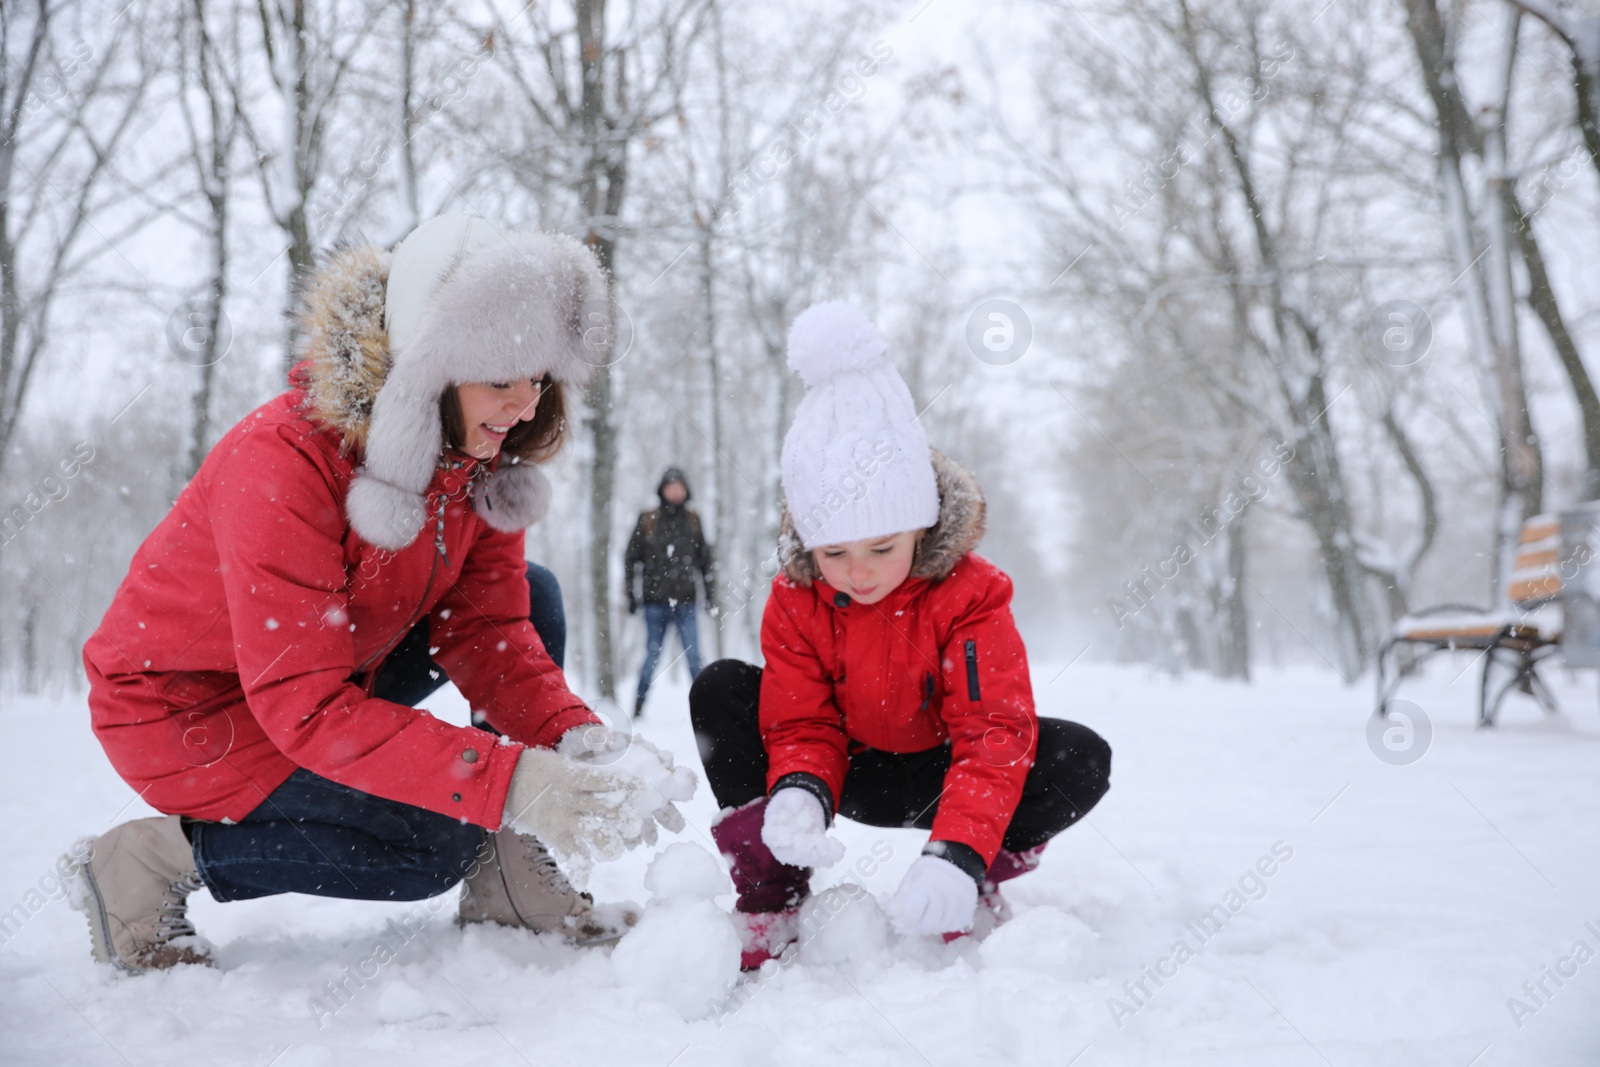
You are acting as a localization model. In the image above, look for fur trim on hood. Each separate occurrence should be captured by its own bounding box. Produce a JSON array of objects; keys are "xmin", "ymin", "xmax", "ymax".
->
[
  {"xmin": 296, "ymin": 224, "xmax": 608, "ymax": 550},
  {"xmin": 776, "ymin": 450, "xmax": 986, "ymax": 586}
]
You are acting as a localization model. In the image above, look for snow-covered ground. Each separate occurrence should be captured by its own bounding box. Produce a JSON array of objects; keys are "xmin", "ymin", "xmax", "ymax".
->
[{"xmin": 3, "ymin": 655, "xmax": 1598, "ymax": 1066}]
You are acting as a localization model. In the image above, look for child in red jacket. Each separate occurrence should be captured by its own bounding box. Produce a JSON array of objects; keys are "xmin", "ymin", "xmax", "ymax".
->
[{"xmin": 690, "ymin": 302, "xmax": 1112, "ymax": 967}]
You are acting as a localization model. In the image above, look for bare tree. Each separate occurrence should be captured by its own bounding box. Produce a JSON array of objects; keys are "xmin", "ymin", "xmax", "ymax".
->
[
  {"xmin": 460, "ymin": 0, "xmax": 708, "ymax": 697},
  {"xmin": 1402, "ymin": 0, "xmax": 1545, "ymax": 601},
  {"xmin": 1012, "ymin": 0, "xmax": 1430, "ymax": 677},
  {"xmin": 243, "ymin": 0, "xmax": 387, "ymax": 372},
  {"xmin": 0, "ymin": 1, "xmax": 153, "ymax": 483},
  {"xmin": 173, "ymin": 0, "xmax": 245, "ymax": 478}
]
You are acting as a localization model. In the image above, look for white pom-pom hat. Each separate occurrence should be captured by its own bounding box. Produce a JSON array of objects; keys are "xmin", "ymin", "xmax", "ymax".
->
[
  {"xmin": 345, "ymin": 214, "xmax": 609, "ymax": 550},
  {"xmin": 780, "ymin": 301, "xmax": 939, "ymax": 551}
]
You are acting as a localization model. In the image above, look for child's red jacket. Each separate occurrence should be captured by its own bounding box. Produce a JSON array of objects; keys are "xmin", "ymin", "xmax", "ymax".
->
[{"xmin": 759, "ymin": 454, "xmax": 1038, "ymax": 866}]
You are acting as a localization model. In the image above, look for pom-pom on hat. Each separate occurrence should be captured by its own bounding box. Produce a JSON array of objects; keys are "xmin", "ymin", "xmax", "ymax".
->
[
  {"xmin": 345, "ymin": 213, "xmax": 609, "ymax": 550},
  {"xmin": 780, "ymin": 301, "xmax": 939, "ymax": 551}
]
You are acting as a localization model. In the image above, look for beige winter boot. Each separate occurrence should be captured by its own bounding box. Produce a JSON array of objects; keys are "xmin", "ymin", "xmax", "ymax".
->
[
  {"xmin": 459, "ymin": 828, "xmax": 637, "ymax": 945},
  {"xmin": 70, "ymin": 816, "xmax": 214, "ymax": 972}
]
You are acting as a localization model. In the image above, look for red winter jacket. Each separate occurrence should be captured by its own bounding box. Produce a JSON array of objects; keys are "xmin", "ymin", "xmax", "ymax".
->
[
  {"xmin": 83, "ymin": 371, "xmax": 596, "ymax": 830},
  {"xmin": 759, "ymin": 456, "xmax": 1038, "ymax": 865}
]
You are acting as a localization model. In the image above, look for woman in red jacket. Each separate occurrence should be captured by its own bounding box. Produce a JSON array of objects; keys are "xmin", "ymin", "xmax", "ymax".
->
[
  {"xmin": 73, "ymin": 216, "xmax": 691, "ymax": 973},
  {"xmin": 689, "ymin": 302, "xmax": 1111, "ymax": 967}
]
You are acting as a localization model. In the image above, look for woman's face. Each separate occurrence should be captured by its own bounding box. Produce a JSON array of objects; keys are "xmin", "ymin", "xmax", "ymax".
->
[
  {"xmin": 812, "ymin": 530, "xmax": 922, "ymax": 605},
  {"xmin": 455, "ymin": 378, "xmax": 545, "ymax": 459}
]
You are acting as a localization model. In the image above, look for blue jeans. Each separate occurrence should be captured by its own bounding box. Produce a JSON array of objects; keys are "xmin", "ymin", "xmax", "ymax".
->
[
  {"xmin": 636, "ymin": 599, "xmax": 702, "ymax": 703},
  {"xmin": 191, "ymin": 562, "xmax": 566, "ymax": 902}
]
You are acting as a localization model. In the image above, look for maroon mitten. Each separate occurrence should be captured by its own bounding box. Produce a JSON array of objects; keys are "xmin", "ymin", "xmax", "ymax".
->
[{"xmin": 711, "ymin": 797, "xmax": 812, "ymax": 968}]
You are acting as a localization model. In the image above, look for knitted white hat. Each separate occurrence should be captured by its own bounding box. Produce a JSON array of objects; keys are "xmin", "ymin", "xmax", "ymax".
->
[
  {"xmin": 345, "ymin": 214, "xmax": 608, "ymax": 550},
  {"xmin": 780, "ymin": 301, "xmax": 939, "ymax": 550}
]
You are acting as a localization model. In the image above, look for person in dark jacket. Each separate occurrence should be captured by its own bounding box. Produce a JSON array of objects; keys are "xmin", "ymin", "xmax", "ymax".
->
[{"xmin": 625, "ymin": 468, "xmax": 716, "ymax": 716}]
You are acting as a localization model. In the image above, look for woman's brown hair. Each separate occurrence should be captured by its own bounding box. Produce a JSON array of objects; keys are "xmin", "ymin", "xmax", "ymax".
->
[{"xmin": 439, "ymin": 378, "xmax": 570, "ymax": 466}]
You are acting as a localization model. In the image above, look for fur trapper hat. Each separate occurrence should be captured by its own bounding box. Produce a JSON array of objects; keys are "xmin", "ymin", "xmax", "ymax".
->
[{"xmin": 338, "ymin": 214, "xmax": 609, "ymax": 550}]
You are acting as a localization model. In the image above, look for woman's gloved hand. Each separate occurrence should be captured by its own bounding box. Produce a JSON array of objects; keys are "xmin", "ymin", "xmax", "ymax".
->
[
  {"xmin": 760, "ymin": 787, "xmax": 844, "ymax": 868},
  {"xmin": 556, "ymin": 723, "xmax": 695, "ymax": 844},
  {"xmin": 886, "ymin": 854, "xmax": 979, "ymax": 936},
  {"xmin": 502, "ymin": 746, "xmax": 651, "ymax": 865}
]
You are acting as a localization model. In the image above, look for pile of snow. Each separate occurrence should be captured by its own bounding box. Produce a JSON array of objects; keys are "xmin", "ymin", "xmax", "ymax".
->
[
  {"xmin": 795, "ymin": 884, "xmax": 891, "ymax": 966},
  {"xmin": 609, "ymin": 843, "xmax": 741, "ymax": 1020},
  {"xmin": 4, "ymin": 659, "xmax": 1599, "ymax": 1065}
]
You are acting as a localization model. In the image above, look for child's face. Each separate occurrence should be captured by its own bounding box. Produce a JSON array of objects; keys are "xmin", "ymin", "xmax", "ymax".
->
[{"xmin": 812, "ymin": 530, "xmax": 922, "ymax": 605}]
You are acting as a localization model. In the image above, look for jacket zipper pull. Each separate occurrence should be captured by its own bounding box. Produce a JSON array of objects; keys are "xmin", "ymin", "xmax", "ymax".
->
[
  {"xmin": 964, "ymin": 639, "xmax": 981, "ymax": 701},
  {"xmin": 434, "ymin": 499, "xmax": 451, "ymax": 569}
]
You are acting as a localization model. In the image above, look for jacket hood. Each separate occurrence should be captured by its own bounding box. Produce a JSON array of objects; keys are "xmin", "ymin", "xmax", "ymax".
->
[
  {"xmin": 658, "ymin": 466, "xmax": 691, "ymax": 504},
  {"xmin": 300, "ymin": 244, "xmax": 394, "ymax": 453},
  {"xmin": 777, "ymin": 450, "xmax": 985, "ymax": 586},
  {"xmin": 296, "ymin": 230, "xmax": 608, "ymax": 550}
]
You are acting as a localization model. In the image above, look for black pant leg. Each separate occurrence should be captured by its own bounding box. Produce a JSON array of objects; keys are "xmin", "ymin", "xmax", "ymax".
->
[
  {"xmin": 1002, "ymin": 718, "xmax": 1112, "ymax": 852},
  {"xmin": 688, "ymin": 659, "xmax": 770, "ymax": 810},
  {"xmin": 835, "ymin": 719, "xmax": 1111, "ymax": 857},
  {"xmin": 836, "ymin": 745, "xmax": 952, "ymax": 831}
]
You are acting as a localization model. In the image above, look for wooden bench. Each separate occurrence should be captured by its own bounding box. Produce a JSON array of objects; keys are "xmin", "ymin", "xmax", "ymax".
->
[{"xmin": 1376, "ymin": 515, "xmax": 1564, "ymax": 727}]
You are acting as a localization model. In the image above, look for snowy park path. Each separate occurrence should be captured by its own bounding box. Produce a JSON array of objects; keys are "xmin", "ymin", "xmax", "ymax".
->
[{"xmin": 2, "ymin": 659, "xmax": 1597, "ymax": 1066}]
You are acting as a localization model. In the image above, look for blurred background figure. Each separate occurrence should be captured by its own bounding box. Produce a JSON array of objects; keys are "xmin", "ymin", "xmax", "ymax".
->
[{"xmin": 625, "ymin": 467, "xmax": 716, "ymax": 717}]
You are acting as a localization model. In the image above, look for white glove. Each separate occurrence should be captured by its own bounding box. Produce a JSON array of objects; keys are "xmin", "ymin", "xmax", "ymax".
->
[
  {"xmin": 886, "ymin": 854, "xmax": 979, "ymax": 936},
  {"xmin": 760, "ymin": 787, "xmax": 844, "ymax": 868},
  {"xmin": 557, "ymin": 723, "xmax": 695, "ymax": 844},
  {"xmin": 502, "ymin": 746, "xmax": 648, "ymax": 866}
]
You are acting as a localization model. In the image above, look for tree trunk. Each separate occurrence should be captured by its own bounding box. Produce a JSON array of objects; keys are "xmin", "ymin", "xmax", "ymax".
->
[
  {"xmin": 1177, "ymin": 0, "xmax": 1374, "ymax": 676},
  {"xmin": 577, "ymin": 0, "xmax": 626, "ymax": 699},
  {"xmin": 277, "ymin": 0, "xmax": 313, "ymax": 376},
  {"xmin": 698, "ymin": 222, "xmax": 726, "ymax": 657},
  {"xmin": 1222, "ymin": 513, "xmax": 1250, "ymax": 681},
  {"xmin": 396, "ymin": 0, "xmax": 420, "ymax": 234},
  {"xmin": 1483, "ymin": 93, "xmax": 1543, "ymax": 590},
  {"xmin": 184, "ymin": 0, "xmax": 233, "ymax": 480}
]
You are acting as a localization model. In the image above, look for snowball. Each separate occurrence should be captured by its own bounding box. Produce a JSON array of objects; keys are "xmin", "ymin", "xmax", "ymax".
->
[
  {"xmin": 644, "ymin": 842, "xmax": 729, "ymax": 903},
  {"xmin": 762, "ymin": 791, "xmax": 845, "ymax": 867},
  {"xmin": 543, "ymin": 735, "xmax": 700, "ymax": 885},
  {"xmin": 786, "ymin": 301, "xmax": 889, "ymax": 387},
  {"xmin": 603, "ymin": 741, "xmax": 698, "ymax": 831},
  {"xmin": 796, "ymin": 884, "xmax": 890, "ymax": 965}
]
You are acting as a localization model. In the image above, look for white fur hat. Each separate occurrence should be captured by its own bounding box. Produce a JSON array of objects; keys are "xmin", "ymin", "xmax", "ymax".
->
[
  {"xmin": 780, "ymin": 301, "xmax": 939, "ymax": 550},
  {"xmin": 346, "ymin": 214, "xmax": 609, "ymax": 550}
]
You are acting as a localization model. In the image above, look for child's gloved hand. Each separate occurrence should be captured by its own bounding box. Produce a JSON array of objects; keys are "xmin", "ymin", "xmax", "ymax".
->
[
  {"xmin": 761, "ymin": 787, "xmax": 844, "ymax": 868},
  {"xmin": 886, "ymin": 854, "xmax": 979, "ymax": 936}
]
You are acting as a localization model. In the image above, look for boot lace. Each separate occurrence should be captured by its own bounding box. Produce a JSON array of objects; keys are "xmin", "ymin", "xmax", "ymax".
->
[
  {"xmin": 154, "ymin": 871, "xmax": 205, "ymax": 942},
  {"xmin": 519, "ymin": 838, "xmax": 574, "ymax": 896}
]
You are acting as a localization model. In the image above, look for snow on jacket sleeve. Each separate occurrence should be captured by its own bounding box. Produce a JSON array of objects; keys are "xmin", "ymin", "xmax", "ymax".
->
[
  {"xmin": 208, "ymin": 423, "xmax": 523, "ymax": 830},
  {"xmin": 759, "ymin": 582, "xmax": 851, "ymax": 805},
  {"xmin": 929, "ymin": 562, "xmax": 1039, "ymax": 864},
  {"xmin": 427, "ymin": 521, "xmax": 597, "ymax": 750}
]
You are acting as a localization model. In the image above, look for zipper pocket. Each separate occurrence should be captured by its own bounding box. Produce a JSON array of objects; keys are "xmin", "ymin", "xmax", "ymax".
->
[
  {"xmin": 965, "ymin": 639, "xmax": 981, "ymax": 701},
  {"xmin": 920, "ymin": 671, "xmax": 936, "ymax": 711}
]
